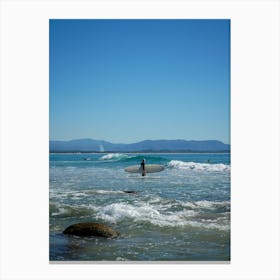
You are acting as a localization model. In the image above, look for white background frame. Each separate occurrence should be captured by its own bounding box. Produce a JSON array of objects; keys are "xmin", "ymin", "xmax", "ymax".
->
[{"xmin": 0, "ymin": 0, "xmax": 279, "ymax": 279}]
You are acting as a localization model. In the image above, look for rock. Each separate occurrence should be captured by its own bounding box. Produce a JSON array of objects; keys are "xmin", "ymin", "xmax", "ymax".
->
[
  {"xmin": 123, "ymin": 190, "xmax": 137, "ymax": 194},
  {"xmin": 63, "ymin": 223, "xmax": 119, "ymax": 238}
]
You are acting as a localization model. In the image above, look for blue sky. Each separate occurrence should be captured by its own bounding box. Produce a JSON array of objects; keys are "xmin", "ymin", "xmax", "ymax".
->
[{"xmin": 50, "ymin": 19, "xmax": 230, "ymax": 144}]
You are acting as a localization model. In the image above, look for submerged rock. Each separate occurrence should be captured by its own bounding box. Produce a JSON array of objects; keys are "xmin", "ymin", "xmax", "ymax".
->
[
  {"xmin": 63, "ymin": 223, "xmax": 119, "ymax": 238},
  {"xmin": 123, "ymin": 190, "xmax": 137, "ymax": 194}
]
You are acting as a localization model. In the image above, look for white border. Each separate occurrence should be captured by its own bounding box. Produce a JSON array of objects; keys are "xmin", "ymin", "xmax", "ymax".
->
[{"xmin": 0, "ymin": 0, "xmax": 279, "ymax": 279}]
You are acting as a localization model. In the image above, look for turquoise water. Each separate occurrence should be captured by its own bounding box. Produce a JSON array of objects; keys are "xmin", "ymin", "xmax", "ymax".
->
[{"xmin": 49, "ymin": 153, "xmax": 230, "ymax": 261}]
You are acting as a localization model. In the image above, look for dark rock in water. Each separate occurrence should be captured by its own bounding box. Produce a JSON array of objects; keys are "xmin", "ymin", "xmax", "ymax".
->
[
  {"xmin": 63, "ymin": 223, "xmax": 119, "ymax": 238},
  {"xmin": 123, "ymin": 190, "xmax": 137, "ymax": 194}
]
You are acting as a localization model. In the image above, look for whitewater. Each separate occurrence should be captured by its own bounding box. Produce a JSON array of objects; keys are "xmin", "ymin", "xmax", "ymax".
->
[{"xmin": 49, "ymin": 153, "xmax": 230, "ymax": 261}]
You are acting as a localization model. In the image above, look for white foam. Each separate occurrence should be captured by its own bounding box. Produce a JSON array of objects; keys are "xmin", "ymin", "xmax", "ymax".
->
[
  {"xmin": 50, "ymin": 189, "xmax": 130, "ymax": 202},
  {"xmin": 168, "ymin": 160, "xmax": 230, "ymax": 172},
  {"xmin": 95, "ymin": 201, "xmax": 229, "ymax": 231},
  {"xmin": 183, "ymin": 200, "xmax": 230, "ymax": 209},
  {"xmin": 49, "ymin": 190, "xmax": 88, "ymax": 200},
  {"xmin": 99, "ymin": 153, "xmax": 129, "ymax": 161},
  {"xmin": 85, "ymin": 189, "xmax": 124, "ymax": 195},
  {"xmin": 96, "ymin": 202, "xmax": 160, "ymax": 223}
]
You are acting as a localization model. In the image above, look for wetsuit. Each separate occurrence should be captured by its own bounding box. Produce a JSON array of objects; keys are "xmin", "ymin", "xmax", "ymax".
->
[{"xmin": 140, "ymin": 160, "xmax": 146, "ymax": 176}]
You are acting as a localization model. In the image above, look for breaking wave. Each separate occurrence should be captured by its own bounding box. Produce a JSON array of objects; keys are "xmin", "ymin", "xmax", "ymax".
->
[
  {"xmin": 168, "ymin": 160, "xmax": 230, "ymax": 172},
  {"xmin": 95, "ymin": 200, "xmax": 230, "ymax": 231},
  {"xmin": 99, "ymin": 153, "xmax": 167, "ymax": 163},
  {"xmin": 99, "ymin": 153, "xmax": 130, "ymax": 161}
]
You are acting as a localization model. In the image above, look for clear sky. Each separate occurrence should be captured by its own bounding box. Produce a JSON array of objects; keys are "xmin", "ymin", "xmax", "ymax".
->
[{"xmin": 50, "ymin": 19, "xmax": 230, "ymax": 144}]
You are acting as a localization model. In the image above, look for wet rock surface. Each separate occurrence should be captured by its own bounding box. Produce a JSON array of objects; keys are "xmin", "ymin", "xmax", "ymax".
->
[
  {"xmin": 63, "ymin": 223, "xmax": 119, "ymax": 238},
  {"xmin": 123, "ymin": 190, "xmax": 137, "ymax": 194}
]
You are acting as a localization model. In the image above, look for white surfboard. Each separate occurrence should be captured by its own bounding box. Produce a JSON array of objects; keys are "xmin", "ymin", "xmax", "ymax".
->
[{"xmin": 124, "ymin": 164, "xmax": 164, "ymax": 174}]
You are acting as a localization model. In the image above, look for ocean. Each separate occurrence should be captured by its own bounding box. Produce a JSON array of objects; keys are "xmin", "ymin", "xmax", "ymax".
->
[{"xmin": 49, "ymin": 153, "xmax": 230, "ymax": 261}]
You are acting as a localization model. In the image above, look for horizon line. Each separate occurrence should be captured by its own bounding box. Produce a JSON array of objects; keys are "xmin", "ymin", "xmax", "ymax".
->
[{"xmin": 49, "ymin": 138, "xmax": 230, "ymax": 145}]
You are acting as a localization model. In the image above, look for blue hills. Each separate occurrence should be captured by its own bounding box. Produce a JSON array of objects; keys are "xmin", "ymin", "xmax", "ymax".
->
[{"xmin": 49, "ymin": 139, "xmax": 230, "ymax": 152}]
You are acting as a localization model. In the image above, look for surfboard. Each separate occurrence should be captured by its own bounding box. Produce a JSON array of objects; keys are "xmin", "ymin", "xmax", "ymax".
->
[{"xmin": 124, "ymin": 164, "xmax": 164, "ymax": 174}]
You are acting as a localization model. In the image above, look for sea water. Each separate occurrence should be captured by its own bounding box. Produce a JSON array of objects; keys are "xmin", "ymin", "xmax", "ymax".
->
[{"xmin": 49, "ymin": 153, "xmax": 230, "ymax": 261}]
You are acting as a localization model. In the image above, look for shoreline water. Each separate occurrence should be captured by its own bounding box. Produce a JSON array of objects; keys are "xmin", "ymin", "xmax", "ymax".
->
[
  {"xmin": 50, "ymin": 152, "xmax": 230, "ymax": 261},
  {"xmin": 49, "ymin": 260, "xmax": 230, "ymax": 264}
]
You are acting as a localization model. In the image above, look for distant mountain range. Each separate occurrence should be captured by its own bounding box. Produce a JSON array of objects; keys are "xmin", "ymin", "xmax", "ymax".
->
[{"xmin": 49, "ymin": 139, "xmax": 230, "ymax": 153}]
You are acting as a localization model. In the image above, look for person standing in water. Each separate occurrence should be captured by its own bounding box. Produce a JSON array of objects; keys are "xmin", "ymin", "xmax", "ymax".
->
[{"xmin": 140, "ymin": 159, "xmax": 146, "ymax": 176}]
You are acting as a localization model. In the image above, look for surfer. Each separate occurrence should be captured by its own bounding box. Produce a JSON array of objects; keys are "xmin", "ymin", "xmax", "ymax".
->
[{"xmin": 140, "ymin": 159, "xmax": 146, "ymax": 176}]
